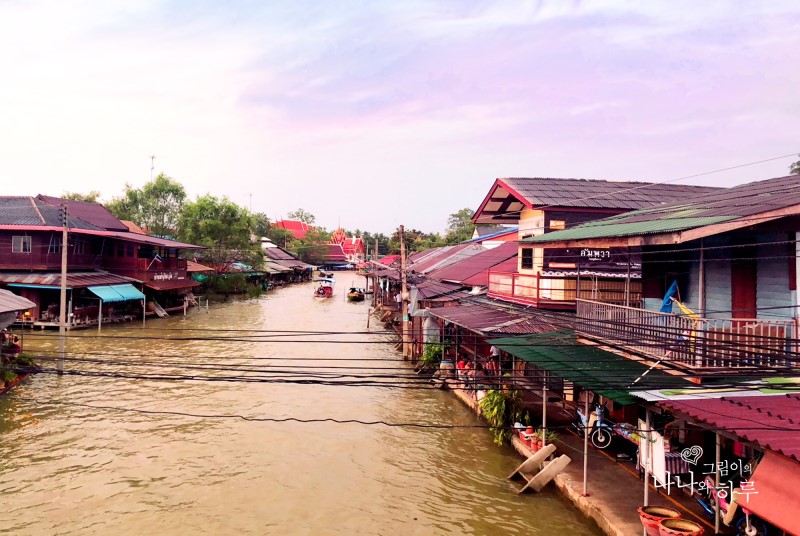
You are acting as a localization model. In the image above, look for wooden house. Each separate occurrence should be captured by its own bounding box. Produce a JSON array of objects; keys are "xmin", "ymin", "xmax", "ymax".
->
[
  {"xmin": 525, "ymin": 174, "xmax": 800, "ymax": 376},
  {"xmin": 472, "ymin": 178, "xmax": 720, "ymax": 310},
  {"xmin": 0, "ymin": 195, "xmax": 203, "ymax": 325}
]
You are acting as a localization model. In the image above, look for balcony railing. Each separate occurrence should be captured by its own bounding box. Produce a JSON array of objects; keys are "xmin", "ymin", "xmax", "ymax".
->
[
  {"xmin": 0, "ymin": 252, "xmax": 100, "ymax": 270},
  {"xmin": 488, "ymin": 270, "xmax": 642, "ymax": 310},
  {"xmin": 103, "ymin": 257, "xmax": 187, "ymax": 271},
  {"xmin": 576, "ymin": 299, "xmax": 798, "ymax": 372}
]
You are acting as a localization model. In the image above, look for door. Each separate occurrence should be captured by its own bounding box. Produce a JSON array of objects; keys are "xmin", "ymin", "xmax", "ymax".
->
[{"xmin": 731, "ymin": 255, "xmax": 757, "ymax": 319}]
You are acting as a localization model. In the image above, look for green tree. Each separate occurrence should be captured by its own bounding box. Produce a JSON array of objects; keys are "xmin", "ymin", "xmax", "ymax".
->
[
  {"xmin": 252, "ymin": 212, "xmax": 271, "ymax": 238},
  {"xmin": 444, "ymin": 208, "xmax": 476, "ymax": 244},
  {"xmin": 287, "ymin": 208, "xmax": 316, "ymax": 224},
  {"xmin": 791, "ymin": 154, "xmax": 800, "ymax": 175},
  {"xmin": 62, "ymin": 191, "xmax": 101, "ymax": 203},
  {"xmin": 106, "ymin": 174, "xmax": 186, "ymax": 237},
  {"xmin": 178, "ymin": 195, "xmax": 262, "ymax": 274},
  {"xmin": 289, "ymin": 227, "xmax": 331, "ymax": 263}
]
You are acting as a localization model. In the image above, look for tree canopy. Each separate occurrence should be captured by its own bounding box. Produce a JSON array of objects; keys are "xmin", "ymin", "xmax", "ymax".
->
[
  {"xmin": 287, "ymin": 208, "xmax": 316, "ymax": 224},
  {"xmin": 106, "ymin": 174, "xmax": 186, "ymax": 238},
  {"xmin": 791, "ymin": 154, "xmax": 800, "ymax": 175},
  {"xmin": 178, "ymin": 195, "xmax": 262, "ymax": 274},
  {"xmin": 444, "ymin": 207, "xmax": 476, "ymax": 244},
  {"xmin": 62, "ymin": 191, "xmax": 101, "ymax": 203}
]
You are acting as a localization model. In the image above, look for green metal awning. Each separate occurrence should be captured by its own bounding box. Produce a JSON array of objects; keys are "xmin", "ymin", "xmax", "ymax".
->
[
  {"xmin": 490, "ymin": 330, "xmax": 689, "ymax": 405},
  {"xmin": 88, "ymin": 284, "xmax": 145, "ymax": 303}
]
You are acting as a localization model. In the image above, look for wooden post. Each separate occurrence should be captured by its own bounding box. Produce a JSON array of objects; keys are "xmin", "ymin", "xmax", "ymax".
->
[
  {"xmin": 582, "ymin": 392, "xmax": 589, "ymax": 496},
  {"xmin": 399, "ymin": 225, "xmax": 410, "ymax": 360},
  {"xmin": 58, "ymin": 204, "xmax": 68, "ymax": 375},
  {"xmin": 699, "ymin": 238, "xmax": 706, "ymax": 316},
  {"xmin": 98, "ymin": 300, "xmax": 102, "ymax": 332},
  {"xmin": 715, "ymin": 433, "xmax": 721, "ymax": 534}
]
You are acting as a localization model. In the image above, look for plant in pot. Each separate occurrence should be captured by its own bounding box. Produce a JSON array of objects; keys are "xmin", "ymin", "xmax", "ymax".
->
[{"xmin": 479, "ymin": 389, "xmax": 523, "ymax": 446}]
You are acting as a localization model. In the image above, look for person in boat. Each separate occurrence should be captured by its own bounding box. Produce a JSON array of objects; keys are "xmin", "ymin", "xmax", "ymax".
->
[{"xmin": 1, "ymin": 330, "xmax": 21, "ymax": 354}]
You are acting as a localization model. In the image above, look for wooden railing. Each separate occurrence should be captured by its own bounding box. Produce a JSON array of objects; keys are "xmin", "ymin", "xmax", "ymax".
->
[
  {"xmin": 103, "ymin": 257, "xmax": 187, "ymax": 271},
  {"xmin": 0, "ymin": 252, "xmax": 99, "ymax": 270},
  {"xmin": 576, "ymin": 299, "xmax": 797, "ymax": 371},
  {"xmin": 488, "ymin": 270, "xmax": 642, "ymax": 310}
]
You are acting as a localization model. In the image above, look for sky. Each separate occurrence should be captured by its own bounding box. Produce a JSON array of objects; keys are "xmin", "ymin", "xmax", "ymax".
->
[{"xmin": 1, "ymin": 1, "xmax": 799, "ymax": 234}]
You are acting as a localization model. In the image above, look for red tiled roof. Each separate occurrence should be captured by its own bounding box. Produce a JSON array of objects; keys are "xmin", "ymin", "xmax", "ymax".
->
[
  {"xmin": 428, "ymin": 242, "xmax": 518, "ymax": 284},
  {"xmin": 121, "ymin": 220, "xmax": 147, "ymax": 234},
  {"xmin": 321, "ymin": 243, "xmax": 347, "ymax": 262},
  {"xmin": 658, "ymin": 394, "xmax": 800, "ymax": 461},
  {"xmin": 273, "ymin": 220, "xmax": 312, "ymax": 239}
]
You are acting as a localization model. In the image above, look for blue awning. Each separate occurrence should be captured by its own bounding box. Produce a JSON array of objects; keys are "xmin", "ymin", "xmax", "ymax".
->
[
  {"xmin": 8, "ymin": 283, "xmax": 66, "ymax": 290},
  {"xmin": 88, "ymin": 284, "xmax": 145, "ymax": 303}
]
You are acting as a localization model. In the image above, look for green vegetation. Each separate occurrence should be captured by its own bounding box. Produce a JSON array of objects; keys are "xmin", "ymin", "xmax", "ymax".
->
[
  {"xmin": 479, "ymin": 389, "xmax": 524, "ymax": 446},
  {"xmin": 419, "ymin": 343, "xmax": 447, "ymax": 369},
  {"xmin": 106, "ymin": 173, "xmax": 187, "ymax": 238}
]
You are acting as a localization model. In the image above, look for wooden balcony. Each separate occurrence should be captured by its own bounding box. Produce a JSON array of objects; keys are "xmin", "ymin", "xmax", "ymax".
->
[
  {"xmin": 487, "ymin": 270, "xmax": 641, "ymax": 310},
  {"xmin": 576, "ymin": 299, "xmax": 798, "ymax": 373},
  {"xmin": 103, "ymin": 257, "xmax": 188, "ymax": 282},
  {"xmin": 0, "ymin": 252, "xmax": 99, "ymax": 271}
]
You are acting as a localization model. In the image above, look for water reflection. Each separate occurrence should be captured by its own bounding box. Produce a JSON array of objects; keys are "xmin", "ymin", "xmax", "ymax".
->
[{"xmin": 0, "ymin": 276, "xmax": 600, "ymax": 535}]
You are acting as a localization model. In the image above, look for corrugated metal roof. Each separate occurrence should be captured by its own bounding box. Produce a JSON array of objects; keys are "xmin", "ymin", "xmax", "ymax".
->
[
  {"xmin": 411, "ymin": 244, "xmax": 485, "ymax": 274},
  {"xmin": 524, "ymin": 216, "xmax": 733, "ymax": 243},
  {"xmin": 462, "ymin": 256, "xmax": 519, "ymax": 287},
  {"xmin": 0, "ymin": 288, "xmax": 35, "ymax": 313},
  {"xmin": 491, "ymin": 331, "xmax": 690, "ymax": 405},
  {"xmin": 658, "ymin": 394, "xmax": 800, "ymax": 461},
  {"xmin": 415, "ymin": 280, "xmax": 465, "ymax": 300},
  {"xmin": 501, "ymin": 178, "xmax": 720, "ymax": 210},
  {"xmin": 0, "ymin": 197, "xmax": 101, "ymax": 229},
  {"xmin": 428, "ymin": 242, "xmax": 518, "ymax": 284},
  {"xmin": 524, "ymin": 175, "xmax": 800, "ymax": 244},
  {"xmin": 37, "ymin": 195, "xmax": 129, "ymax": 231},
  {"xmin": 0, "ymin": 271, "xmax": 139, "ymax": 288},
  {"xmin": 426, "ymin": 302, "xmax": 560, "ymax": 335}
]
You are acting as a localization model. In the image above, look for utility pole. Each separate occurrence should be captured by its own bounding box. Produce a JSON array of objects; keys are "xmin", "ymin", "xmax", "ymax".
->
[
  {"xmin": 399, "ymin": 225, "xmax": 410, "ymax": 360},
  {"xmin": 58, "ymin": 204, "xmax": 68, "ymax": 375},
  {"xmin": 150, "ymin": 155, "xmax": 156, "ymax": 180}
]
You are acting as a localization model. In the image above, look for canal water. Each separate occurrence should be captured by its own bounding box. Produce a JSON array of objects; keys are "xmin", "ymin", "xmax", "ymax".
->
[{"xmin": 0, "ymin": 275, "xmax": 601, "ymax": 535}]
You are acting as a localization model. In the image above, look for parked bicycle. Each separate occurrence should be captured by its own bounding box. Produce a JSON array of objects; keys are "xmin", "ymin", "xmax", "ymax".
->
[{"xmin": 573, "ymin": 404, "xmax": 639, "ymax": 449}]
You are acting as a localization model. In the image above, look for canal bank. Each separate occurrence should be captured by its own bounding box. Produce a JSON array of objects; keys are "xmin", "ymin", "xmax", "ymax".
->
[
  {"xmin": 374, "ymin": 297, "xmax": 716, "ymax": 536},
  {"xmin": 1, "ymin": 277, "xmax": 601, "ymax": 536}
]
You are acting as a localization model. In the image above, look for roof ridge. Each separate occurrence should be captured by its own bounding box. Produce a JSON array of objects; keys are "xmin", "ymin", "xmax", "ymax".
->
[{"xmin": 29, "ymin": 197, "xmax": 46, "ymax": 225}]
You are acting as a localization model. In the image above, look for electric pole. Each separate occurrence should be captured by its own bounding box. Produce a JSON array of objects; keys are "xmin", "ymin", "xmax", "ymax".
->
[
  {"xmin": 399, "ymin": 225, "xmax": 410, "ymax": 360},
  {"xmin": 150, "ymin": 155, "xmax": 156, "ymax": 180},
  {"xmin": 58, "ymin": 204, "xmax": 68, "ymax": 375}
]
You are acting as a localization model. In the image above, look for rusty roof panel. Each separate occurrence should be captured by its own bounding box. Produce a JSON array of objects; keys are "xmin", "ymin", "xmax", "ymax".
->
[
  {"xmin": 659, "ymin": 394, "xmax": 800, "ymax": 461},
  {"xmin": 0, "ymin": 271, "xmax": 139, "ymax": 288},
  {"xmin": 428, "ymin": 242, "xmax": 518, "ymax": 284}
]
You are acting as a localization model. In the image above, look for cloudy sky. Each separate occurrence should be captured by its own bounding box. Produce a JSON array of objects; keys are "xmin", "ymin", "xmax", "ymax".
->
[{"xmin": 1, "ymin": 1, "xmax": 798, "ymax": 233}]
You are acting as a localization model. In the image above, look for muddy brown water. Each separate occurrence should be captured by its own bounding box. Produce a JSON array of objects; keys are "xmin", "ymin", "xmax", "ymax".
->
[{"xmin": 0, "ymin": 274, "xmax": 601, "ymax": 535}]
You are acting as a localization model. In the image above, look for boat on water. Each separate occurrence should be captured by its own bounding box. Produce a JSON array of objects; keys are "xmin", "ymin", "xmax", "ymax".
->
[
  {"xmin": 347, "ymin": 287, "xmax": 365, "ymax": 302},
  {"xmin": 313, "ymin": 277, "xmax": 336, "ymax": 298}
]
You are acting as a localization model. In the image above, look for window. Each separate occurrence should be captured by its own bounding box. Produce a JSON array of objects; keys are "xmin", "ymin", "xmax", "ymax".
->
[
  {"xmin": 74, "ymin": 239, "xmax": 86, "ymax": 255},
  {"xmin": 12, "ymin": 236, "xmax": 31, "ymax": 253},
  {"xmin": 521, "ymin": 248, "xmax": 533, "ymax": 269},
  {"xmin": 48, "ymin": 235, "xmax": 62, "ymax": 254}
]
